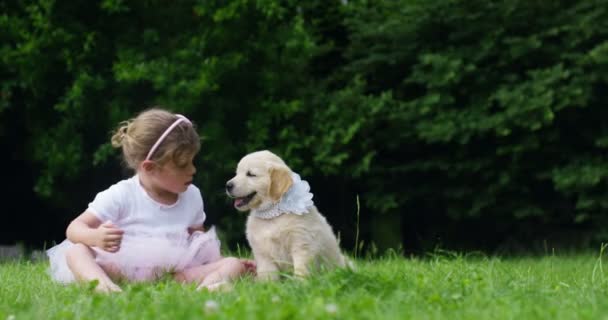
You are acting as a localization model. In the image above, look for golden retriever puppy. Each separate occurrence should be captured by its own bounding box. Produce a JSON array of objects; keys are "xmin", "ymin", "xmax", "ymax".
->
[{"xmin": 226, "ymin": 150, "xmax": 349, "ymax": 280}]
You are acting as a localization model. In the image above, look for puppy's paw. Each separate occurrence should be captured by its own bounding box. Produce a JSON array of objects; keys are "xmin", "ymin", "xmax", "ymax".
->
[{"xmin": 256, "ymin": 271, "xmax": 280, "ymax": 282}]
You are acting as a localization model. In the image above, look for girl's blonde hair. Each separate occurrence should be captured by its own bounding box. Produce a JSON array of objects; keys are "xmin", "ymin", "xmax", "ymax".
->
[{"xmin": 111, "ymin": 108, "xmax": 200, "ymax": 170}]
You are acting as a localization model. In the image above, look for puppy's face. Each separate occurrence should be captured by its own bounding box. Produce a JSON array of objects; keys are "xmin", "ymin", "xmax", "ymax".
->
[{"xmin": 226, "ymin": 150, "xmax": 293, "ymax": 211}]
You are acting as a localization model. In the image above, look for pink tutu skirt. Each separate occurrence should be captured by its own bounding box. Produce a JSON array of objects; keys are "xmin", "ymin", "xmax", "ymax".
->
[{"xmin": 46, "ymin": 228, "xmax": 221, "ymax": 283}]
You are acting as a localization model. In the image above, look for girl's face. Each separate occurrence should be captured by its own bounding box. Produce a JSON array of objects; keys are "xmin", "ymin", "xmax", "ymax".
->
[{"xmin": 154, "ymin": 156, "xmax": 197, "ymax": 194}]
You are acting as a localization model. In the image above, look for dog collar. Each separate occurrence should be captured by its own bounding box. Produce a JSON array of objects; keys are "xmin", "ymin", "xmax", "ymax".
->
[{"xmin": 252, "ymin": 172, "xmax": 314, "ymax": 219}]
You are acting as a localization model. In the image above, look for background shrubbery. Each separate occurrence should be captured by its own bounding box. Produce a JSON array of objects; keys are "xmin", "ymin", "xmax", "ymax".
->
[{"xmin": 2, "ymin": 0, "xmax": 608, "ymax": 254}]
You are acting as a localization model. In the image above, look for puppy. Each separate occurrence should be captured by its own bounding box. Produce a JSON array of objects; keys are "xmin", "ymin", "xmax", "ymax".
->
[{"xmin": 226, "ymin": 150, "xmax": 349, "ymax": 280}]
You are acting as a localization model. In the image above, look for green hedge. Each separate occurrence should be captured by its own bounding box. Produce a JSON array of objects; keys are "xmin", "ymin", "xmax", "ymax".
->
[{"xmin": 2, "ymin": 0, "xmax": 608, "ymax": 252}]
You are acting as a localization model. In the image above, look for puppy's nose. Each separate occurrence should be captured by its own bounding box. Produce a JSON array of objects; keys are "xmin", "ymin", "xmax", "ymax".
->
[{"xmin": 226, "ymin": 181, "xmax": 234, "ymax": 192}]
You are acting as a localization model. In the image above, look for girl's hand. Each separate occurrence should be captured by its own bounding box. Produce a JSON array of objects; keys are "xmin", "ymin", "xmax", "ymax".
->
[{"xmin": 96, "ymin": 221, "xmax": 124, "ymax": 252}]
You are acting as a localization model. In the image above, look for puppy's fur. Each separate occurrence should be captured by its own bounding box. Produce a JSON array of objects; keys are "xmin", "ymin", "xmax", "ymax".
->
[{"xmin": 227, "ymin": 150, "xmax": 349, "ymax": 280}]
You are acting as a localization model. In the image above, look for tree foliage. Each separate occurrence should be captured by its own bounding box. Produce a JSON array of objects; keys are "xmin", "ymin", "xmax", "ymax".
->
[{"xmin": 2, "ymin": 0, "xmax": 608, "ymax": 251}]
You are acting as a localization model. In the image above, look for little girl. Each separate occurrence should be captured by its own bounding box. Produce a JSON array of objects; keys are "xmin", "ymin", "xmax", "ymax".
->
[{"xmin": 47, "ymin": 108, "xmax": 253, "ymax": 292}]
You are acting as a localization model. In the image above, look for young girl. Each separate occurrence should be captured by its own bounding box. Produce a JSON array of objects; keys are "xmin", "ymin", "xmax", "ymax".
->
[{"xmin": 47, "ymin": 108, "xmax": 253, "ymax": 292}]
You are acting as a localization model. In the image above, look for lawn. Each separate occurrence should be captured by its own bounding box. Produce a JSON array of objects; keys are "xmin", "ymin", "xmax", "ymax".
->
[{"xmin": 1, "ymin": 250, "xmax": 608, "ymax": 319}]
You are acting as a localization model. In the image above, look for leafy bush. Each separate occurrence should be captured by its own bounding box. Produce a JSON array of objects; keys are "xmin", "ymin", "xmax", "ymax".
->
[{"xmin": 2, "ymin": 0, "xmax": 608, "ymax": 252}]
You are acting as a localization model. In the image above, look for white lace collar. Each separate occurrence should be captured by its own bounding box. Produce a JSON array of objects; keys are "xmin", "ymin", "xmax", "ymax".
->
[{"xmin": 252, "ymin": 172, "xmax": 314, "ymax": 219}]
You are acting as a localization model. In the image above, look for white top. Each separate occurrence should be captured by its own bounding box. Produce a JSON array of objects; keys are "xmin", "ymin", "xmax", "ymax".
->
[
  {"xmin": 252, "ymin": 172, "xmax": 314, "ymax": 219},
  {"xmin": 88, "ymin": 175, "xmax": 206, "ymax": 236}
]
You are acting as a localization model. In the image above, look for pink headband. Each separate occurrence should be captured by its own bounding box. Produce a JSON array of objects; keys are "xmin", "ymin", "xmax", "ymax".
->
[{"xmin": 145, "ymin": 114, "xmax": 192, "ymax": 161}]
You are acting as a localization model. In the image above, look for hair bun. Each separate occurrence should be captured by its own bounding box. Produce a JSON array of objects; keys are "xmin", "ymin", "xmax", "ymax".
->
[{"xmin": 111, "ymin": 121, "xmax": 130, "ymax": 148}]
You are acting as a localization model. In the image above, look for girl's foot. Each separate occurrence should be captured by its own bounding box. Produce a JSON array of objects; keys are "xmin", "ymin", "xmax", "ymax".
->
[
  {"xmin": 95, "ymin": 280, "xmax": 123, "ymax": 293},
  {"xmin": 197, "ymin": 280, "xmax": 232, "ymax": 292},
  {"xmin": 241, "ymin": 259, "xmax": 256, "ymax": 275}
]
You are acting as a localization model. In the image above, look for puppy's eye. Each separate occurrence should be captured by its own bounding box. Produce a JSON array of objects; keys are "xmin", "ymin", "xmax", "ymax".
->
[{"xmin": 246, "ymin": 171, "xmax": 256, "ymax": 177}]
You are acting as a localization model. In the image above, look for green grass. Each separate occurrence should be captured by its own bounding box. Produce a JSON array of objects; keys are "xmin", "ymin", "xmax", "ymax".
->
[{"xmin": 2, "ymin": 251, "xmax": 608, "ymax": 319}]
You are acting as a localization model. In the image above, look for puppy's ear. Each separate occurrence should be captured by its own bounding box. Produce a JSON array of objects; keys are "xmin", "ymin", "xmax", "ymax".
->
[{"xmin": 269, "ymin": 167, "xmax": 293, "ymax": 202}]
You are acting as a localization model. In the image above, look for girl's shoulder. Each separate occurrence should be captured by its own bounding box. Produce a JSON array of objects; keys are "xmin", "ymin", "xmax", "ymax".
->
[
  {"xmin": 89, "ymin": 176, "xmax": 138, "ymax": 220},
  {"xmin": 97, "ymin": 175, "xmax": 138, "ymax": 197},
  {"xmin": 110, "ymin": 175, "xmax": 138, "ymax": 190},
  {"xmin": 182, "ymin": 183, "xmax": 204, "ymax": 204}
]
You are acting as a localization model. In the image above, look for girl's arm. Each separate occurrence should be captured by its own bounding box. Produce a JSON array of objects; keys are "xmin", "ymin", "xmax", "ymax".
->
[{"xmin": 66, "ymin": 211, "xmax": 124, "ymax": 252}]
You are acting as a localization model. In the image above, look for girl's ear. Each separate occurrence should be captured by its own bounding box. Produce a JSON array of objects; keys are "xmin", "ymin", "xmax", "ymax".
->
[
  {"xmin": 141, "ymin": 160, "xmax": 157, "ymax": 172},
  {"xmin": 269, "ymin": 167, "xmax": 293, "ymax": 202}
]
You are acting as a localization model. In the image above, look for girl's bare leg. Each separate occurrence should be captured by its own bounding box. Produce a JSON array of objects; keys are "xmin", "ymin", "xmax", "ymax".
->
[
  {"xmin": 65, "ymin": 243, "xmax": 122, "ymax": 293},
  {"xmin": 174, "ymin": 257, "xmax": 252, "ymax": 291}
]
